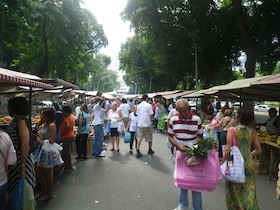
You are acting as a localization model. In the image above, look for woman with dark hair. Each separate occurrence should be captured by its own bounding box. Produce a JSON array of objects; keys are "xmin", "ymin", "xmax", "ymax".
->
[
  {"xmin": 6, "ymin": 97, "xmax": 36, "ymax": 199},
  {"xmin": 221, "ymin": 107, "xmax": 262, "ymax": 210},
  {"xmin": 59, "ymin": 106, "xmax": 75, "ymax": 169},
  {"xmin": 35, "ymin": 107, "xmax": 57, "ymax": 201}
]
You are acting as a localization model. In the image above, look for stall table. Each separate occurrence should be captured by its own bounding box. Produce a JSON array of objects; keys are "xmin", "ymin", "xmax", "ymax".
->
[{"xmin": 264, "ymin": 141, "xmax": 280, "ymax": 181}]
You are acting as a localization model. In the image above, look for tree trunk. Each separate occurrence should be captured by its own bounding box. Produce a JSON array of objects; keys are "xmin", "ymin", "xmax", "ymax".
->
[
  {"xmin": 38, "ymin": 17, "xmax": 49, "ymax": 77},
  {"xmin": 232, "ymin": 0, "xmax": 256, "ymax": 78}
]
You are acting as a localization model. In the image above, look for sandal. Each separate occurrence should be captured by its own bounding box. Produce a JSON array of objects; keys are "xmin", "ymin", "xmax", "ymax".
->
[
  {"xmin": 38, "ymin": 195, "xmax": 54, "ymax": 202},
  {"xmin": 110, "ymin": 147, "xmax": 114, "ymax": 151},
  {"xmin": 35, "ymin": 194, "xmax": 44, "ymax": 200}
]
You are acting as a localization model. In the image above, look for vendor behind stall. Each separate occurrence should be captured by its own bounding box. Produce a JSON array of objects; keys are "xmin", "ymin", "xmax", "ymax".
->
[{"xmin": 257, "ymin": 108, "xmax": 279, "ymax": 136}]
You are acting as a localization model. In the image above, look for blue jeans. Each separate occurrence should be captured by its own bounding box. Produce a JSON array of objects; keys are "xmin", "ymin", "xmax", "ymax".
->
[
  {"xmin": 92, "ymin": 124, "xmax": 104, "ymax": 156},
  {"xmin": 178, "ymin": 188, "xmax": 202, "ymax": 210}
]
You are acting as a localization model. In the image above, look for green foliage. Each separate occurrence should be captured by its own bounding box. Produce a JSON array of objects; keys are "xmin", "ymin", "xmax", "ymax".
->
[
  {"xmin": 120, "ymin": 0, "xmax": 280, "ymax": 91},
  {"xmin": 0, "ymin": 0, "xmax": 110, "ymax": 88},
  {"xmin": 185, "ymin": 138, "xmax": 213, "ymax": 159}
]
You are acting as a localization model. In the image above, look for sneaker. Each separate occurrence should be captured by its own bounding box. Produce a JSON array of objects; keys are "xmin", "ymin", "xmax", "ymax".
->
[
  {"xmin": 170, "ymin": 155, "xmax": 174, "ymax": 160},
  {"xmin": 97, "ymin": 154, "xmax": 105, "ymax": 157},
  {"xmin": 148, "ymin": 149, "xmax": 155, "ymax": 155},
  {"xmin": 129, "ymin": 150, "xmax": 133, "ymax": 154},
  {"xmin": 173, "ymin": 207, "xmax": 187, "ymax": 210},
  {"xmin": 76, "ymin": 156, "xmax": 82, "ymax": 160},
  {"xmin": 136, "ymin": 151, "xmax": 142, "ymax": 158}
]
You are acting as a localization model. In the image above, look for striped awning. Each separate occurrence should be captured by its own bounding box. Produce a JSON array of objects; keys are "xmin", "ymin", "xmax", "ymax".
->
[{"xmin": 0, "ymin": 68, "xmax": 53, "ymax": 89}]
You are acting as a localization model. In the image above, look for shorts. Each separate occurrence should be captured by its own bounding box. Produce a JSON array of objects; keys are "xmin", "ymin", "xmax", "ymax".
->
[
  {"xmin": 122, "ymin": 118, "xmax": 129, "ymax": 128},
  {"xmin": 137, "ymin": 127, "xmax": 153, "ymax": 142},
  {"xmin": 110, "ymin": 128, "xmax": 119, "ymax": 137}
]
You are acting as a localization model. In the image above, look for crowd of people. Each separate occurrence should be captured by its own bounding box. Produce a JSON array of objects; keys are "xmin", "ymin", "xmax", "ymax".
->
[{"xmin": 0, "ymin": 94, "xmax": 278, "ymax": 210}]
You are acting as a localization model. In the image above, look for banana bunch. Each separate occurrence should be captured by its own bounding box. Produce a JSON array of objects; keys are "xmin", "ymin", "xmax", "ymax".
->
[{"xmin": 277, "ymin": 138, "xmax": 280, "ymax": 146}]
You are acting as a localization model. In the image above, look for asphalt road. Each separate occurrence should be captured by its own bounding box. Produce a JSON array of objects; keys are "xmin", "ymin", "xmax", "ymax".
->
[{"xmin": 36, "ymin": 131, "xmax": 280, "ymax": 210}]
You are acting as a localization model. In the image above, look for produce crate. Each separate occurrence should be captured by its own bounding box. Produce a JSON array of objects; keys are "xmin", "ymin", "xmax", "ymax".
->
[{"xmin": 71, "ymin": 136, "xmax": 94, "ymax": 155}]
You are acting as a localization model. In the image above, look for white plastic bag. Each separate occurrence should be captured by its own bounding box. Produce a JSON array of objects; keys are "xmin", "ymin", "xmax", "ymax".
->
[{"xmin": 117, "ymin": 121, "xmax": 124, "ymax": 133}]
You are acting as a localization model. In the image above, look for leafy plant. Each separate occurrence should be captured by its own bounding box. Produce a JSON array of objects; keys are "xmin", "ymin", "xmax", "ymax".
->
[{"xmin": 185, "ymin": 138, "xmax": 213, "ymax": 160}]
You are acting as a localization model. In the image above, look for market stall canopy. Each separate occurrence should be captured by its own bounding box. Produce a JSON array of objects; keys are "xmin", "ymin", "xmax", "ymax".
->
[
  {"xmin": 162, "ymin": 90, "xmax": 195, "ymax": 99},
  {"xmin": 147, "ymin": 90, "xmax": 181, "ymax": 98},
  {"xmin": 102, "ymin": 93, "xmax": 114, "ymax": 99},
  {"xmin": 84, "ymin": 90, "xmax": 102, "ymax": 96},
  {"xmin": 0, "ymin": 68, "xmax": 53, "ymax": 91},
  {"xmin": 182, "ymin": 89, "xmax": 207, "ymax": 98},
  {"xmin": 41, "ymin": 78, "xmax": 79, "ymax": 89},
  {"xmin": 214, "ymin": 75, "xmax": 280, "ymax": 101}
]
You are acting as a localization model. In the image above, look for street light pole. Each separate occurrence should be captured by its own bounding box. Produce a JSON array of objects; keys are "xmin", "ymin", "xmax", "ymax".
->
[
  {"xmin": 131, "ymin": 81, "xmax": 137, "ymax": 94},
  {"xmin": 160, "ymin": 20, "xmax": 198, "ymax": 90},
  {"xmin": 97, "ymin": 75, "xmax": 110, "ymax": 90}
]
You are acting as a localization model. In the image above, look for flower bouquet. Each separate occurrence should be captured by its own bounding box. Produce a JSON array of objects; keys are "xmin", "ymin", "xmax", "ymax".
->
[{"xmin": 185, "ymin": 138, "xmax": 213, "ymax": 166}]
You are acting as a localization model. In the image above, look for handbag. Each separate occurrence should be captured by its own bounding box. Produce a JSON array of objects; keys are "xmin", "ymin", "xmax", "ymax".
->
[
  {"xmin": 220, "ymin": 127, "xmax": 246, "ymax": 183},
  {"xmin": 174, "ymin": 150, "xmax": 223, "ymax": 193}
]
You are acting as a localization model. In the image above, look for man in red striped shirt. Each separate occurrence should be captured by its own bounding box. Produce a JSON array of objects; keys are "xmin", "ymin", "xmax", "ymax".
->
[{"xmin": 168, "ymin": 98, "xmax": 203, "ymax": 210}]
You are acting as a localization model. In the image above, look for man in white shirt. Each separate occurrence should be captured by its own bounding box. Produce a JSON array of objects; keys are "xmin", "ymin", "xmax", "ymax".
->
[
  {"xmin": 135, "ymin": 94, "xmax": 154, "ymax": 158},
  {"xmin": 75, "ymin": 101, "xmax": 84, "ymax": 119},
  {"xmin": 92, "ymin": 96, "xmax": 106, "ymax": 157},
  {"xmin": 119, "ymin": 98, "xmax": 131, "ymax": 129}
]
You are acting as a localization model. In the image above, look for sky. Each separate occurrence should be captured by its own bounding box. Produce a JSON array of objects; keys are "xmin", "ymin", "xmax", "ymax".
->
[{"xmin": 82, "ymin": 0, "xmax": 133, "ymax": 71}]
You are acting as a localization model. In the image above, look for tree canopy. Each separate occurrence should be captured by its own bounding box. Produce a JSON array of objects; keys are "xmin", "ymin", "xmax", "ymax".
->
[
  {"xmin": 120, "ymin": 0, "xmax": 280, "ymax": 92},
  {"xmin": 0, "ymin": 0, "xmax": 118, "ymax": 91}
]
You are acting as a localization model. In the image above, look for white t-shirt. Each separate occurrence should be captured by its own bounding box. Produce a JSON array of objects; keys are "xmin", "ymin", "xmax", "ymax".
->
[
  {"xmin": 107, "ymin": 109, "xmax": 120, "ymax": 128},
  {"xmin": 92, "ymin": 103, "xmax": 104, "ymax": 126},
  {"xmin": 129, "ymin": 112, "xmax": 138, "ymax": 132},
  {"xmin": 168, "ymin": 108, "xmax": 178, "ymax": 119},
  {"xmin": 0, "ymin": 131, "xmax": 17, "ymax": 186},
  {"xmin": 119, "ymin": 103, "xmax": 130, "ymax": 118},
  {"xmin": 136, "ymin": 101, "xmax": 153, "ymax": 128},
  {"xmin": 75, "ymin": 106, "xmax": 81, "ymax": 119}
]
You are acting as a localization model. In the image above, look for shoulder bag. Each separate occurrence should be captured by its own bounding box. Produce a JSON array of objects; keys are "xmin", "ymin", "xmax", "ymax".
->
[{"xmin": 220, "ymin": 127, "xmax": 246, "ymax": 183}]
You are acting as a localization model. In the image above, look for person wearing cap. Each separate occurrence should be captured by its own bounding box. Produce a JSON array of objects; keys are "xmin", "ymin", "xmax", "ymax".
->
[{"xmin": 257, "ymin": 108, "xmax": 279, "ymax": 136}]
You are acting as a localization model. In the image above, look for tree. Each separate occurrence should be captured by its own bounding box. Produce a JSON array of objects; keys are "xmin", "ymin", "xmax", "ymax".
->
[{"xmin": 0, "ymin": 0, "xmax": 109, "ymax": 88}]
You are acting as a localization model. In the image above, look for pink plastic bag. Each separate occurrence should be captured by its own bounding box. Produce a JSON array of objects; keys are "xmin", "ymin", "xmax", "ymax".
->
[
  {"xmin": 210, "ymin": 116, "xmax": 218, "ymax": 126},
  {"xmin": 174, "ymin": 150, "xmax": 223, "ymax": 193}
]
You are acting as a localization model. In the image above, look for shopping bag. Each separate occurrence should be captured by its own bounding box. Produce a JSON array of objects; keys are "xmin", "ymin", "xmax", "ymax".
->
[
  {"xmin": 105, "ymin": 121, "xmax": 111, "ymax": 134},
  {"xmin": 210, "ymin": 116, "xmax": 218, "ymax": 126},
  {"xmin": 220, "ymin": 127, "xmax": 245, "ymax": 183},
  {"xmin": 7, "ymin": 177, "xmax": 24, "ymax": 210},
  {"xmin": 124, "ymin": 131, "xmax": 131, "ymax": 143},
  {"xmin": 174, "ymin": 150, "xmax": 222, "ymax": 193},
  {"xmin": 23, "ymin": 178, "xmax": 35, "ymax": 210},
  {"xmin": 117, "ymin": 121, "xmax": 124, "ymax": 133},
  {"xmin": 34, "ymin": 140, "xmax": 64, "ymax": 168}
]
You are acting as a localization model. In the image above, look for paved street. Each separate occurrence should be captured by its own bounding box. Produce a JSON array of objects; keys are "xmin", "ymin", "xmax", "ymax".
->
[{"xmin": 36, "ymin": 132, "xmax": 280, "ymax": 210}]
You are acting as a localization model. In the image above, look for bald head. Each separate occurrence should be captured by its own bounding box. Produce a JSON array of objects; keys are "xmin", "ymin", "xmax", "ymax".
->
[{"xmin": 176, "ymin": 99, "xmax": 190, "ymax": 119}]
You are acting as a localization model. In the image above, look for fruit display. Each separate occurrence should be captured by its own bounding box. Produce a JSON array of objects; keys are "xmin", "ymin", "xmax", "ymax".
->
[
  {"xmin": 0, "ymin": 115, "xmax": 13, "ymax": 125},
  {"xmin": 277, "ymin": 138, "xmax": 280, "ymax": 146},
  {"xmin": 258, "ymin": 130, "xmax": 277, "ymax": 142},
  {"xmin": 32, "ymin": 115, "xmax": 41, "ymax": 125}
]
